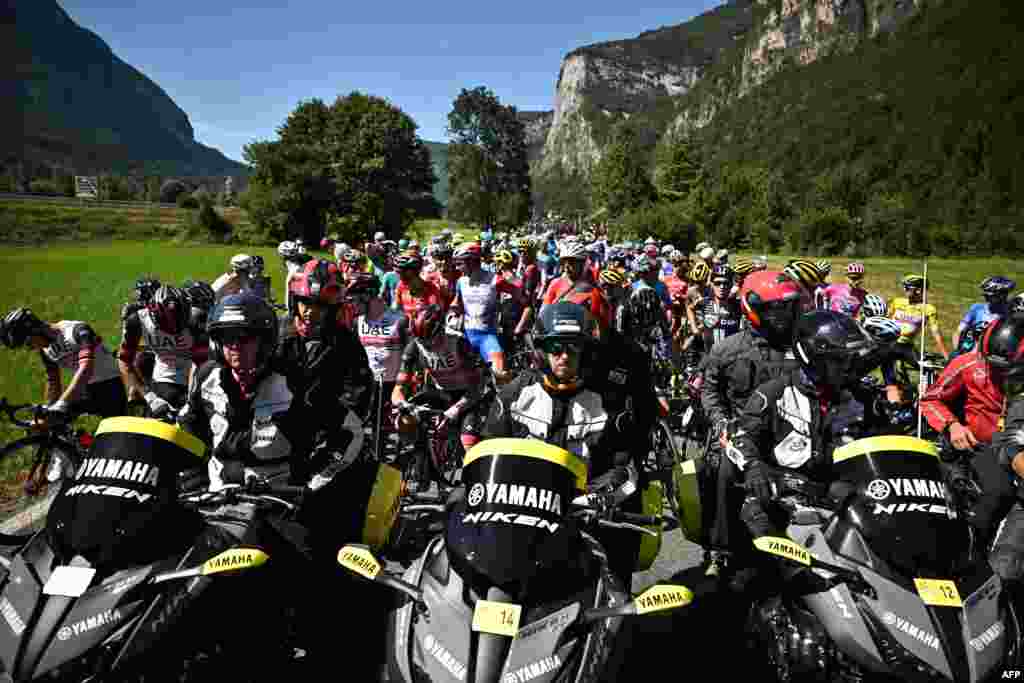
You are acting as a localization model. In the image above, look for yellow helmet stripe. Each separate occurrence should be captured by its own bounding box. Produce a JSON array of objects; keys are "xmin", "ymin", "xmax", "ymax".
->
[
  {"xmin": 464, "ymin": 438, "xmax": 587, "ymax": 490},
  {"xmin": 95, "ymin": 416, "xmax": 206, "ymax": 459}
]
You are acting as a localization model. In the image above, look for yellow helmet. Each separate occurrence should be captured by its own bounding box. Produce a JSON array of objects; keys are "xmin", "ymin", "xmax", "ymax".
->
[
  {"xmin": 784, "ymin": 259, "xmax": 825, "ymax": 290},
  {"xmin": 689, "ymin": 262, "xmax": 711, "ymax": 285},
  {"xmin": 494, "ymin": 249, "xmax": 514, "ymax": 267},
  {"xmin": 733, "ymin": 256, "xmax": 755, "ymax": 276},
  {"xmin": 599, "ymin": 269, "xmax": 626, "ymax": 287}
]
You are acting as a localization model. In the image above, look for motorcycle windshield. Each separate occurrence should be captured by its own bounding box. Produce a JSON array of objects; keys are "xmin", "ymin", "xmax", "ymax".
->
[
  {"xmin": 46, "ymin": 417, "xmax": 205, "ymax": 568},
  {"xmin": 445, "ymin": 439, "xmax": 586, "ymax": 587},
  {"xmin": 832, "ymin": 435, "xmax": 968, "ymax": 576}
]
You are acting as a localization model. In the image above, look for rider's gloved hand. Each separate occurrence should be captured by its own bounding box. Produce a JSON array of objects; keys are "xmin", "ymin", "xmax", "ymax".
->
[
  {"xmin": 144, "ymin": 391, "xmax": 173, "ymax": 419},
  {"xmin": 744, "ymin": 461, "xmax": 774, "ymax": 504},
  {"xmin": 214, "ymin": 430, "xmax": 252, "ymax": 462}
]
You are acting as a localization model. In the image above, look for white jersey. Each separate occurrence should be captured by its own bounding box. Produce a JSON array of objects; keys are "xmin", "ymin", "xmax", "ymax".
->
[
  {"xmin": 211, "ymin": 272, "xmax": 251, "ymax": 302},
  {"xmin": 136, "ymin": 309, "xmax": 196, "ymax": 385},
  {"xmin": 357, "ymin": 309, "xmax": 408, "ymax": 382},
  {"xmin": 41, "ymin": 321, "xmax": 119, "ymax": 384}
]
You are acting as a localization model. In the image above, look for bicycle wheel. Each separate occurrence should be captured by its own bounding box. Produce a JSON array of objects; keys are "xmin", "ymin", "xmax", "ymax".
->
[
  {"xmin": 650, "ymin": 419, "xmax": 683, "ymax": 519},
  {"xmin": 0, "ymin": 435, "xmax": 75, "ymax": 536}
]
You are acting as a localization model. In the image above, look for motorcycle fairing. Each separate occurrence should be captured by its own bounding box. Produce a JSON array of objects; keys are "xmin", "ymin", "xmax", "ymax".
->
[
  {"xmin": 390, "ymin": 536, "xmax": 438, "ymax": 682},
  {"xmin": 499, "ymin": 603, "xmax": 580, "ymax": 683}
]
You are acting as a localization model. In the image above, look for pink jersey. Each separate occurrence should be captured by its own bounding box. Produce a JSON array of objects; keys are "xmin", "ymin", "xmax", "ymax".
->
[{"xmin": 823, "ymin": 283, "xmax": 867, "ymax": 317}]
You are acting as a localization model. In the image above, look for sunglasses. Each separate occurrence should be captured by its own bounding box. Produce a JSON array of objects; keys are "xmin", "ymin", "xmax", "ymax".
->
[
  {"xmin": 712, "ymin": 280, "xmax": 731, "ymax": 287},
  {"xmin": 540, "ymin": 339, "xmax": 584, "ymax": 356},
  {"xmin": 219, "ymin": 329, "xmax": 257, "ymax": 346}
]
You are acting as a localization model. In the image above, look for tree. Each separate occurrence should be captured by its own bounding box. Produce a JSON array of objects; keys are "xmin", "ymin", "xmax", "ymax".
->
[
  {"xmin": 244, "ymin": 93, "xmax": 436, "ymax": 245},
  {"xmin": 590, "ymin": 121, "xmax": 654, "ymax": 218},
  {"xmin": 160, "ymin": 179, "xmax": 188, "ymax": 204},
  {"xmin": 653, "ymin": 130, "xmax": 702, "ymax": 201},
  {"xmin": 446, "ymin": 87, "xmax": 531, "ymax": 228}
]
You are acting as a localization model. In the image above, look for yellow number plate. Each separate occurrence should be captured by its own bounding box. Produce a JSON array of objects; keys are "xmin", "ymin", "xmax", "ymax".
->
[
  {"xmin": 472, "ymin": 599, "xmax": 522, "ymax": 637},
  {"xmin": 914, "ymin": 578, "xmax": 962, "ymax": 607}
]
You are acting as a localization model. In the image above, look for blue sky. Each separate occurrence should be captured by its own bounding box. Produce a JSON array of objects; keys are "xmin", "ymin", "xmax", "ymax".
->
[{"xmin": 60, "ymin": 1, "xmax": 724, "ymax": 163}]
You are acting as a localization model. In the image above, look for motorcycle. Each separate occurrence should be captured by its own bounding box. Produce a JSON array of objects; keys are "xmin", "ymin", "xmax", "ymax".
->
[
  {"xmin": 0, "ymin": 416, "xmax": 313, "ymax": 681},
  {"xmin": 338, "ymin": 437, "xmax": 693, "ymax": 682},
  {"xmin": 744, "ymin": 434, "xmax": 1022, "ymax": 682}
]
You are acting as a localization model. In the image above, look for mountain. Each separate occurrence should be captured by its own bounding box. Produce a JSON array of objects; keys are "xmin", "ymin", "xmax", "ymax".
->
[{"xmin": 5, "ymin": 0, "xmax": 248, "ymax": 178}]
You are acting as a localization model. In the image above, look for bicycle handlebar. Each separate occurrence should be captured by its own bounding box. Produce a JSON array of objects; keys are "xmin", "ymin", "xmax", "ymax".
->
[{"xmin": 0, "ymin": 399, "xmax": 46, "ymax": 430}]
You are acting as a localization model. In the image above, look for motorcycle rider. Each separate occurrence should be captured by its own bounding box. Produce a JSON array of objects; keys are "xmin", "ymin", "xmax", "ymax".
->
[
  {"xmin": 119, "ymin": 285, "xmax": 208, "ymax": 416},
  {"xmin": 990, "ymin": 314, "xmax": 1024, "ymax": 585},
  {"xmin": 0, "ymin": 307, "xmax": 126, "ymax": 419},
  {"xmin": 734, "ymin": 311, "xmax": 884, "ymax": 590},
  {"xmin": 483, "ymin": 302, "xmax": 642, "ymax": 588},
  {"xmin": 699, "ymin": 271, "xmax": 803, "ymax": 578}
]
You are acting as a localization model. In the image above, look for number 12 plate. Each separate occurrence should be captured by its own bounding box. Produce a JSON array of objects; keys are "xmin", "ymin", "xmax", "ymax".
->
[
  {"xmin": 472, "ymin": 599, "xmax": 522, "ymax": 637},
  {"xmin": 914, "ymin": 578, "xmax": 962, "ymax": 607}
]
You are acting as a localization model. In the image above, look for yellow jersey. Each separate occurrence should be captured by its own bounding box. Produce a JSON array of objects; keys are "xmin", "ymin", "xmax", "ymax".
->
[{"xmin": 888, "ymin": 297, "xmax": 938, "ymax": 344}]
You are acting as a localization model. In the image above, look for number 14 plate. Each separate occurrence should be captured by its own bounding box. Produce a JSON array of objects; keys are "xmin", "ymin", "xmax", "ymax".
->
[
  {"xmin": 913, "ymin": 578, "xmax": 962, "ymax": 607},
  {"xmin": 472, "ymin": 599, "xmax": 522, "ymax": 637}
]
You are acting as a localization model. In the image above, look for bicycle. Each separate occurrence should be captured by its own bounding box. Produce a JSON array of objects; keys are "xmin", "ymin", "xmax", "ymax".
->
[{"xmin": 394, "ymin": 395, "xmax": 463, "ymax": 492}]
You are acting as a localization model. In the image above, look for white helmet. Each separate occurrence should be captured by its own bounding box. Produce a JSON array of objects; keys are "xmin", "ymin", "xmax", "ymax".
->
[
  {"xmin": 231, "ymin": 254, "xmax": 253, "ymax": 273},
  {"xmin": 715, "ymin": 248, "xmax": 729, "ymax": 262},
  {"xmin": 696, "ymin": 242, "xmax": 711, "ymax": 253},
  {"xmin": 294, "ymin": 239, "xmax": 306, "ymax": 254},
  {"xmin": 558, "ymin": 239, "xmax": 587, "ymax": 260},
  {"xmin": 374, "ymin": 231, "xmax": 386, "ymax": 242},
  {"xmin": 277, "ymin": 241, "xmax": 296, "ymax": 258},
  {"xmin": 699, "ymin": 246, "xmax": 715, "ymax": 261},
  {"xmin": 644, "ymin": 237, "xmax": 657, "ymax": 245},
  {"xmin": 661, "ymin": 244, "xmax": 674, "ymax": 256},
  {"xmin": 334, "ymin": 243, "xmax": 350, "ymax": 261}
]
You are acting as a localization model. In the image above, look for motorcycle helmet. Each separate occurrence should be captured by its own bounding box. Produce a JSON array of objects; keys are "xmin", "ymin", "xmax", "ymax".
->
[
  {"xmin": 980, "ymin": 314, "xmax": 1024, "ymax": 383},
  {"xmin": 288, "ymin": 259, "xmax": 343, "ymax": 337},
  {"xmin": 411, "ymin": 304, "xmax": 445, "ymax": 342},
  {"xmin": 207, "ymin": 293, "xmax": 278, "ymax": 376},
  {"xmin": 534, "ymin": 301, "xmax": 593, "ymax": 393},
  {"xmin": 0, "ymin": 308, "xmax": 47, "ymax": 349},
  {"xmin": 740, "ymin": 271, "xmax": 802, "ymax": 346},
  {"xmin": 148, "ymin": 285, "xmax": 190, "ymax": 335},
  {"xmin": 862, "ymin": 294, "xmax": 888, "ymax": 318},
  {"xmin": 981, "ymin": 276, "xmax": 1016, "ymax": 304},
  {"xmin": 793, "ymin": 311, "xmax": 875, "ymax": 393}
]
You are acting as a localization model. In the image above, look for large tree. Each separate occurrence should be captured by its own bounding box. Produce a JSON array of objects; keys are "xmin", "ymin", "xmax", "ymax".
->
[
  {"xmin": 590, "ymin": 121, "xmax": 654, "ymax": 218},
  {"xmin": 243, "ymin": 93, "xmax": 436, "ymax": 244},
  {"xmin": 446, "ymin": 87, "xmax": 531, "ymax": 228}
]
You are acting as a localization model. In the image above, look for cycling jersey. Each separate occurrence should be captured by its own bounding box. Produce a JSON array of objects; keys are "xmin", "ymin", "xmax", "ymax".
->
[
  {"xmin": 394, "ymin": 279, "xmax": 444, "ymax": 319},
  {"xmin": 542, "ymin": 276, "xmax": 610, "ymax": 331},
  {"xmin": 455, "ymin": 271, "xmax": 521, "ymax": 332},
  {"xmin": 211, "ymin": 272, "xmax": 251, "ymax": 303},
  {"xmin": 357, "ymin": 308, "xmax": 408, "ymax": 382},
  {"xmin": 521, "ymin": 263, "xmax": 542, "ymax": 305},
  {"xmin": 379, "ymin": 271, "xmax": 400, "ymax": 307},
  {"xmin": 425, "ymin": 269, "xmax": 460, "ymax": 309},
  {"xmin": 397, "ymin": 335, "xmax": 482, "ymax": 394},
  {"xmin": 822, "ymin": 283, "xmax": 867, "ymax": 318},
  {"xmin": 41, "ymin": 321, "xmax": 119, "ymax": 384},
  {"xmin": 120, "ymin": 308, "xmax": 207, "ymax": 386},
  {"xmin": 889, "ymin": 298, "xmax": 939, "ymax": 344},
  {"xmin": 699, "ymin": 298, "xmax": 743, "ymax": 351},
  {"xmin": 953, "ymin": 304, "xmax": 1005, "ymax": 358},
  {"xmin": 661, "ymin": 274, "xmax": 688, "ymax": 311}
]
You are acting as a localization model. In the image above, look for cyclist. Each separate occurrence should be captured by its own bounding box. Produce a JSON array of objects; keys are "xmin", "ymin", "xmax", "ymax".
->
[
  {"xmin": 783, "ymin": 259, "xmax": 825, "ymax": 312},
  {"xmin": 699, "ymin": 271, "xmax": 803, "ymax": 578},
  {"xmin": 631, "ymin": 255, "xmax": 671, "ymax": 308},
  {"xmin": 1, "ymin": 307, "xmax": 125, "ymax": 419},
  {"xmin": 122, "ymin": 276, "xmax": 161, "ymax": 322},
  {"xmin": 424, "ymin": 243, "xmax": 459, "ymax": 309},
  {"xmin": 621, "ymin": 286, "xmax": 673, "ymax": 416},
  {"xmin": 731, "ymin": 257, "xmax": 755, "ymax": 297},
  {"xmin": 350, "ymin": 272, "xmax": 408, "ymax": 411},
  {"xmin": 821, "ymin": 262, "xmax": 869, "ymax": 317},
  {"xmin": 598, "ymin": 269, "xmax": 630, "ymax": 333},
  {"xmin": 212, "ymin": 254, "xmax": 255, "ymax": 303},
  {"xmin": 119, "ymin": 285, "xmax": 207, "ymax": 416},
  {"xmin": 450, "ymin": 242, "xmax": 528, "ymax": 379},
  {"xmin": 684, "ymin": 261, "xmax": 712, "ymax": 369},
  {"xmin": 517, "ymin": 237, "xmax": 543, "ymax": 313},
  {"xmin": 812, "ymin": 260, "xmax": 832, "ymax": 309},
  {"xmin": 541, "ymin": 239, "xmax": 610, "ymax": 334},
  {"xmin": 889, "ymin": 273, "xmax": 949, "ymax": 359},
  {"xmin": 391, "ymin": 304, "xmax": 487, "ymax": 451},
  {"xmin": 695, "ymin": 265, "xmax": 743, "ymax": 354},
  {"xmin": 494, "ymin": 249, "xmax": 527, "ymax": 359},
  {"xmin": 952, "ymin": 276, "xmax": 1017, "ymax": 358},
  {"xmin": 393, "ymin": 250, "xmax": 445, "ymax": 319},
  {"xmin": 248, "ymin": 255, "xmax": 271, "ymax": 301}
]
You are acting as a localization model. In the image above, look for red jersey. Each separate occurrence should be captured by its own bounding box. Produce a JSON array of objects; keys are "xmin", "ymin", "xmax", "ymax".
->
[
  {"xmin": 394, "ymin": 279, "xmax": 444, "ymax": 319},
  {"xmin": 542, "ymin": 277, "xmax": 610, "ymax": 332},
  {"xmin": 921, "ymin": 351, "xmax": 1005, "ymax": 444},
  {"xmin": 425, "ymin": 269, "xmax": 460, "ymax": 309}
]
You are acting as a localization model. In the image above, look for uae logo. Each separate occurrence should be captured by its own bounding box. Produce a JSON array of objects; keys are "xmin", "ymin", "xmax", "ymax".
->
[
  {"xmin": 865, "ymin": 479, "xmax": 891, "ymax": 501},
  {"xmin": 468, "ymin": 483, "xmax": 485, "ymax": 507}
]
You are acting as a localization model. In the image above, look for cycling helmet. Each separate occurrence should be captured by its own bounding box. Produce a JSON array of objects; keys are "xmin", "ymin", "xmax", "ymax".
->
[
  {"xmin": 288, "ymin": 259, "xmax": 343, "ymax": 323},
  {"xmin": 277, "ymin": 241, "xmax": 297, "ymax": 259},
  {"xmin": 632, "ymin": 255, "xmax": 657, "ymax": 275},
  {"xmin": 753, "ymin": 256, "xmax": 769, "ymax": 271},
  {"xmin": 981, "ymin": 276, "xmax": 1016, "ymax": 301},
  {"xmin": 320, "ymin": 237, "xmax": 333, "ymax": 250},
  {"xmin": 182, "ymin": 280, "xmax": 215, "ymax": 312},
  {"xmin": 669, "ymin": 250, "xmax": 688, "ymax": 265},
  {"xmin": 230, "ymin": 254, "xmax": 253, "ymax": 274},
  {"xmin": 408, "ymin": 241, "xmax": 421, "ymax": 253},
  {"xmin": 794, "ymin": 311, "xmax": 875, "ymax": 392},
  {"xmin": 393, "ymin": 251, "xmax": 423, "ymax": 271},
  {"xmin": 608, "ymin": 248, "xmax": 626, "ymax": 264},
  {"xmin": 784, "ymin": 260, "xmax": 825, "ymax": 291},
  {"xmin": 398, "ymin": 239, "xmax": 410, "ymax": 251},
  {"xmin": 644, "ymin": 244, "xmax": 659, "ymax": 258},
  {"xmin": 689, "ymin": 262, "xmax": 711, "ymax": 285},
  {"xmin": 494, "ymin": 250, "xmax": 514, "ymax": 268},
  {"xmin": 901, "ymin": 273, "xmax": 926, "ymax": 290},
  {"xmin": 733, "ymin": 257, "xmax": 755, "ymax": 277},
  {"xmin": 333, "ymin": 243, "xmax": 349, "ymax": 262},
  {"xmin": 661, "ymin": 245, "xmax": 675, "ymax": 256},
  {"xmin": 862, "ymin": 294, "xmax": 888, "ymax": 318},
  {"xmin": 980, "ymin": 315, "xmax": 1024, "ymax": 381},
  {"xmin": 815, "ymin": 260, "xmax": 832, "ymax": 277},
  {"xmin": 710, "ymin": 265, "xmax": 734, "ymax": 283},
  {"xmin": 846, "ymin": 262, "xmax": 865, "ymax": 277},
  {"xmin": 558, "ymin": 239, "xmax": 587, "ymax": 261},
  {"xmin": 695, "ymin": 242, "xmax": 711, "ymax": 253},
  {"xmin": 411, "ymin": 304, "xmax": 445, "ymax": 341},
  {"xmin": 135, "ymin": 277, "xmax": 162, "ymax": 303},
  {"xmin": 0, "ymin": 308, "xmax": 47, "ymax": 349},
  {"xmin": 739, "ymin": 271, "xmax": 802, "ymax": 345},
  {"xmin": 430, "ymin": 242, "xmax": 453, "ymax": 260},
  {"xmin": 699, "ymin": 246, "xmax": 715, "ymax": 262},
  {"xmin": 1012, "ymin": 293, "xmax": 1024, "ymax": 314},
  {"xmin": 862, "ymin": 316, "xmax": 902, "ymax": 344},
  {"xmin": 148, "ymin": 285, "xmax": 190, "ymax": 335},
  {"xmin": 599, "ymin": 269, "xmax": 626, "ymax": 287},
  {"xmin": 374, "ymin": 231, "xmax": 387, "ymax": 243},
  {"xmin": 207, "ymin": 293, "xmax": 278, "ymax": 373},
  {"xmin": 454, "ymin": 242, "xmax": 482, "ymax": 262},
  {"xmin": 715, "ymin": 249, "xmax": 730, "ymax": 264},
  {"xmin": 627, "ymin": 286, "xmax": 664, "ymax": 331},
  {"xmin": 346, "ymin": 272, "xmax": 381, "ymax": 300},
  {"xmin": 250, "ymin": 255, "xmax": 265, "ymax": 275}
]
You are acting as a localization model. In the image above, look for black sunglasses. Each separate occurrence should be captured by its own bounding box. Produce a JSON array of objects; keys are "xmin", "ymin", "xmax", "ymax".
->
[
  {"xmin": 712, "ymin": 280, "xmax": 731, "ymax": 287},
  {"xmin": 540, "ymin": 339, "xmax": 584, "ymax": 355}
]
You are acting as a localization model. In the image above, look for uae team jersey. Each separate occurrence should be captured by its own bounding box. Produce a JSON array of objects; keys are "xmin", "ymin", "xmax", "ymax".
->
[
  {"xmin": 456, "ymin": 271, "xmax": 522, "ymax": 332},
  {"xmin": 121, "ymin": 309, "xmax": 205, "ymax": 385},
  {"xmin": 357, "ymin": 308, "xmax": 408, "ymax": 382},
  {"xmin": 42, "ymin": 321, "xmax": 119, "ymax": 384}
]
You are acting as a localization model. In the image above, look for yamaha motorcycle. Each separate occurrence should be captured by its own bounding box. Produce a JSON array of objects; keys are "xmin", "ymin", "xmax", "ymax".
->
[
  {"xmin": 745, "ymin": 435, "xmax": 1023, "ymax": 682},
  {"xmin": 338, "ymin": 437, "xmax": 693, "ymax": 683}
]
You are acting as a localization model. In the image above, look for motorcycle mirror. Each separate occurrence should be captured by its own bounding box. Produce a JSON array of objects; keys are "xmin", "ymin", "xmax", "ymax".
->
[
  {"xmin": 151, "ymin": 547, "xmax": 269, "ymax": 585},
  {"xmin": 580, "ymin": 583, "xmax": 693, "ymax": 623},
  {"xmin": 337, "ymin": 544, "xmax": 426, "ymax": 605}
]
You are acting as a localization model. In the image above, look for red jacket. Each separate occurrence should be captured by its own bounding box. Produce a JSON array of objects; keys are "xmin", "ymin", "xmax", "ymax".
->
[{"xmin": 921, "ymin": 351, "xmax": 1005, "ymax": 444}]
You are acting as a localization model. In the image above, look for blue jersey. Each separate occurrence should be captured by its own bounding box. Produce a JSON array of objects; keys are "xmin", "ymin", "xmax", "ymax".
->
[{"xmin": 960, "ymin": 302, "xmax": 1004, "ymax": 330}]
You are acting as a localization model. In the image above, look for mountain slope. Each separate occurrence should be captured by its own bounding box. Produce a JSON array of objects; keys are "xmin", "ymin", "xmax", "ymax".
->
[{"xmin": 6, "ymin": 0, "xmax": 248, "ymax": 177}]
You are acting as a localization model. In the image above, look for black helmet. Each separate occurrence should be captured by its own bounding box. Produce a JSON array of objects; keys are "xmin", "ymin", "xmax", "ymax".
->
[
  {"xmin": 148, "ymin": 285, "xmax": 190, "ymax": 335},
  {"xmin": 135, "ymin": 277, "xmax": 161, "ymax": 304},
  {"xmin": 182, "ymin": 280, "xmax": 215, "ymax": 313},
  {"xmin": 627, "ymin": 286, "xmax": 663, "ymax": 331},
  {"xmin": 1012, "ymin": 293, "xmax": 1024, "ymax": 314},
  {"xmin": 981, "ymin": 276, "xmax": 1016, "ymax": 302},
  {"xmin": 980, "ymin": 314, "xmax": 1024, "ymax": 382},
  {"xmin": 793, "ymin": 311, "xmax": 875, "ymax": 392},
  {"xmin": 207, "ymin": 293, "xmax": 278, "ymax": 371},
  {"xmin": 345, "ymin": 272, "xmax": 382, "ymax": 300},
  {"xmin": 1, "ymin": 308, "xmax": 46, "ymax": 349}
]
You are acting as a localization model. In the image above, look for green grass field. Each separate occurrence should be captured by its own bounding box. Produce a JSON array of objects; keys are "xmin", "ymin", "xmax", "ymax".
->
[{"xmin": 0, "ymin": 241, "xmax": 1019, "ymax": 474}]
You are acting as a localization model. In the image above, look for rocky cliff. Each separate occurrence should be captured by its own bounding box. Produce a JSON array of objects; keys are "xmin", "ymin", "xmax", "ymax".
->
[
  {"xmin": 6, "ymin": 0, "xmax": 248, "ymax": 177},
  {"xmin": 538, "ymin": 0, "xmax": 934, "ymax": 176}
]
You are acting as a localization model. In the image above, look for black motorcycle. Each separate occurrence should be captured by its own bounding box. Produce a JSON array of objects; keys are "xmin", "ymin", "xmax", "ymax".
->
[
  {"xmin": 338, "ymin": 437, "xmax": 693, "ymax": 682},
  {"xmin": 745, "ymin": 435, "xmax": 1022, "ymax": 682}
]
